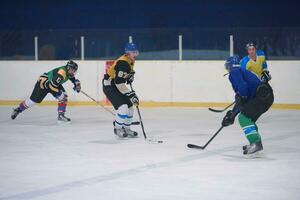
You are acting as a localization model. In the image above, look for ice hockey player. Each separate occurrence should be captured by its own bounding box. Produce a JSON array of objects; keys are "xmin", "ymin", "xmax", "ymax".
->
[
  {"xmin": 240, "ymin": 42, "xmax": 272, "ymax": 82},
  {"xmin": 11, "ymin": 60, "xmax": 81, "ymax": 122},
  {"xmin": 222, "ymin": 56, "xmax": 274, "ymax": 155},
  {"xmin": 102, "ymin": 42, "xmax": 139, "ymax": 138}
]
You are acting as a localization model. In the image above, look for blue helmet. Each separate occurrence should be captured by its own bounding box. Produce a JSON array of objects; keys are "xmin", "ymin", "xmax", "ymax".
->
[
  {"xmin": 224, "ymin": 56, "xmax": 240, "ymax": 71},
  {"xmin": 125, "ymin": 42, "xmax": 138, "ymax": 53}
]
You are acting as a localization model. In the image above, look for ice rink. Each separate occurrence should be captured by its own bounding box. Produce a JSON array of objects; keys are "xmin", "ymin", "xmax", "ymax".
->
[{"xmin": 0, "ymin": 106, "xmax": 300, "ymax": 200}]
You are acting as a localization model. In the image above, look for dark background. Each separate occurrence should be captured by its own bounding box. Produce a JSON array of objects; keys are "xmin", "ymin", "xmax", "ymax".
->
[
  {"xmin": 0, "ymin": 0, "xmax": 299, "ymax": 60},
  {"xmin": 1, "ymin": 0, "xmax": 299, "ymax": 30}
]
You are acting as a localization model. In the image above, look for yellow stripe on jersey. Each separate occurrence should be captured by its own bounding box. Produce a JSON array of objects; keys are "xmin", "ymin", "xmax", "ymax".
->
[
  {"xmin": 107, "ymin": 54, "xmax": 134, "ymax": 79},
  {"xmin": 49, "ymin": 84, "xmax": 59, "ymax": 93}
]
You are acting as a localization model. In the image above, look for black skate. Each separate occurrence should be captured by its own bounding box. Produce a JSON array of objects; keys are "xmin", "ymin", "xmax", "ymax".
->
[
  {"xmin": 114, "ymin": 128, "xmax": 128, "ymax": 138},
  {"xmin": 11, "ymin": 108, "xmax": 21, "ymax": 120},
  {"xmin": 243, "ymin": 141, "xmax": 263, "ymax": 155},
  {"xmin": 57, "ymin": 113, "xmax": 71, "ymax": 123},
  {"xmin": 113, "ymin": 121, "xmax": 128, "ymax": 138},
  {"xmin": 124, "ymin": 129, "xmax": 138, "ymax": 138},
  {"xmin": 242, "ymin": 144, "xmax": 250, "ymax": 151}
]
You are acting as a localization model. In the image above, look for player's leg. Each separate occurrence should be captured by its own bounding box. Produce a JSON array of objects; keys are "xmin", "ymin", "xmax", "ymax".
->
[
  {"xmin": 239, "ymin": 83, "xmax": 274, "ymax": 154},
  {"xmin": 103, "ymin": 85, "xmax": 128, "ymax": 138},
  {"xmin": 52, "ymin": 86, "xmax": 70, "ymax": 122},
  {"xmin": 11, "ymin": 80, "xmax": 48, "ymax": 120},
  {"xmin": 238, "ymin": 113, "xmax": 263, "ymax": 154},
  {"xmin": 123, "ymin": 104, "xmax": 138, "ymax": 138}
]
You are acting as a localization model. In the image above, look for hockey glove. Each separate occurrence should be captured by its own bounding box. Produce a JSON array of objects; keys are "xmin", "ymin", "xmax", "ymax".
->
[
  {"xmin": 222, "ymin": 110, "xmax": 237, "ymax": 127},
  {"xmin": 73, "ymin": 79, "xmax": 81, "ymax": 93},
  {"xmin": 261, "ymin": 70, "xmax": 272, "ymax": 83},
  {"xmin": 126, "ymin": 91, "xmax": 139, "ymax": 106},
  {"xmin": 127, "ymin": 71, "xmax": 135, "ymax": 84}
]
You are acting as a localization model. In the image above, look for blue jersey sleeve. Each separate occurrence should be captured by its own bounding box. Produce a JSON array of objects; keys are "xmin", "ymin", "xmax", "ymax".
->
[
  {"xmin": 229, "ymin": 69, "xmax": 249, "ymax": 98},
  {"xmin": 240, "ymin": 56, "xmax": 249, "ymax": 70},
  {"xmin": 257, "ymin": 50, "xmax": 268, "ymax": 70},
  {"xmin": 262, "ymin": 60, "xmax": 268, "ymax": 70}
]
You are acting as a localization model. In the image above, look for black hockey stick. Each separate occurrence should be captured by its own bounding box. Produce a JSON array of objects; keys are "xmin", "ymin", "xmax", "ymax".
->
[
  {"xmin": 130, "ymin": 84, "xmax": 163, "ymax": 143},
  {"xmin": 80, "ymin": 90, "xmax": 140, "ymax": 125},
  {"xmin": 135, "ymin": 105, "xmax": 147, "ymax": 140},
  {"xmin": 208, "ymin": 101, "xmax": 235, "ymax": 113},
  {"xmin": 187, "ymin": 126, "xmax": 224, "ymax": 149}
]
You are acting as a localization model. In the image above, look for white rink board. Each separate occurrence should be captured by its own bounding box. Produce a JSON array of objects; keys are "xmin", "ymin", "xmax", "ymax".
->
[{"xmin": 0, "ymin": 60, "xmax": 299, "ymax": 103}]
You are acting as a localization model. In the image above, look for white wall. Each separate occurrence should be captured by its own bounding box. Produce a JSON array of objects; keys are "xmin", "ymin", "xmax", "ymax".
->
[{"xmin": 0, "ymin": 60, "xmax": 299, "ymax": 104}]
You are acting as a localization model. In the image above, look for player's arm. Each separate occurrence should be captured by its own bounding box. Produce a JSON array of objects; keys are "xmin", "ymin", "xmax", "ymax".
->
[
  {"xmin": 229, "ymin": 70, "xmax": 249, "ymax": 98},
  {"xmin": 240, "ymin": 57, "xmax": 249, "ymax": 70},
  {"xmin": 222, "ymin": 71, "xmax": 247, "ymax": 127},
  {"xmin": 69, "ymin": 77, "xmax": 81, "ymax": 93},
  {"xmin": 114, "ymin": 60, "xmax": 139, "ymax": 105},
  {"xmin": 260, "ymin": 52, "xmax": 272, "ymax": 82}
]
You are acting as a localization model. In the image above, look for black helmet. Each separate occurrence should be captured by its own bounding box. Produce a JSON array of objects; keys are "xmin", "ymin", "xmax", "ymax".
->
[
  {"xmin": 66, "ymin": 60, "xmax": 78, "ymax": 71},
  {"xmin": 245, "ymin": 42, "xmax": 257, "ymax": 50}
]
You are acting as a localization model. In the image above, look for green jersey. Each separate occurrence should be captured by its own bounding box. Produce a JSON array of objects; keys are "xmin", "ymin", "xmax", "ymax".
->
[{"xmin": 41, "ymin": 66, "xmax": 75, "ymax": 93}]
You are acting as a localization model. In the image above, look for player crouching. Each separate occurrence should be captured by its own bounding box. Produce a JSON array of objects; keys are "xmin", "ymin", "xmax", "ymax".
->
[
  {"xmin": 102, "ymin": 42, "xmax": 139, "ymax": 139},
  {"xmin": 11, "ymin": 60, "xmax": 81, "ymax": 123},
  {"xmin": 222, "ymin": 56, "xmax": 274, "ymax": 155}
]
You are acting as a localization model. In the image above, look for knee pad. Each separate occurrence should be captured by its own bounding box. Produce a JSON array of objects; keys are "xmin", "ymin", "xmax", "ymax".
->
[
  {"xmin": 25, "ymin": 98, "xmax": 36, "ymax": 108},
  {"xmin": 57, "ymin": 92, "xmax": 68, "ymax": 103},
  {"xmin": 128, "ymin": 106, "xmax": 134, "ymax": 117},
  {"xmin": 117, "ymin": 104, "xmax": 129, "ymax": 116}
]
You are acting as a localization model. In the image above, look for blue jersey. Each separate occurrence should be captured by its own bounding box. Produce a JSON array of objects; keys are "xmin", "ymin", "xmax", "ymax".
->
[
  {"xmin": 240, "ymin": 50, "xmax": 267, "ymax": 78},
  {"xmin": 229, "ymin": 67, "xmax": 261, "ymax": 101}
]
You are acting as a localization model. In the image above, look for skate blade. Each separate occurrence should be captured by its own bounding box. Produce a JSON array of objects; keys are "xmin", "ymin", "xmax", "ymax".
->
[
  {"xmin": 128, "ymin": 135, "xmax": 139, "ymax": 138},
  {"xmin": 114, "ymin": 134, "xmax": 129, "ymax": 140},
  {"xmin": 244, "ymin": 150, "xmax": 264, "ymax": 159},
  {"xmin": 57, "ymin": 120, "xmax": 71, "ymax": 125}
]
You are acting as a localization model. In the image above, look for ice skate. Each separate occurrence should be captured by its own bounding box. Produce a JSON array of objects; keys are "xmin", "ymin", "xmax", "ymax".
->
[
  {"xmin": 11, "ymin": 108, "xmax": 21, "ymax": 120},
  {"xmin": 242, "ymin": 144, "xmax": 250, "ymax": 151},
  {"xmin": 243, "ymin": 141, "xmax": 263, "ymax": 155},
  {"xmin": 114, "ymin": 127, "xmax": 128, "ymax": 139},
  {"xmin": 124, "ymin": 128, "xmax": 138, "ymax": 138},
  {"xmin": 57, "ymin": 113, "xmax": 71, "ymax": 123}
]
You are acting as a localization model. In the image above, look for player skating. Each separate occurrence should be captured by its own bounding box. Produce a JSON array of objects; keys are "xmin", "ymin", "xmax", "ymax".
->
[
  {"xmin": 209, "ymin": 42, "xmax": 271, "ymax": 113},
  {"xmin": 11, "ymin": 60, "xmax": 81, "ymax": 123},
  {"xmin": 240, "ymin": 42, "xmax": 272, "ymax": 82},
  {"xmin": 222, "ymin": 56, "xmax": 274, "ymax": 155},
  {"xmin": 102, "ymin": 42, "xmax": 139, "ymax": 138}
]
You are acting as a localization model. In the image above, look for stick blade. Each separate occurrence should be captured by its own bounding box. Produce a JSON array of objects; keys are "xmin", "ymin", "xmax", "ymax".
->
[
  {"xmin": 208, "ymin": 108, "xmax": 223, "ymax": 113},
  {"xmin": 131, "ymin": 121, "xmax": 140, "ymax": 125},
  {"xmin": 187, "ymin": 144, "xmax": 205, "ymax": 149},
  {"xmin": 146, "ymin": 138, "xmax": 163, "ymax": 144}
]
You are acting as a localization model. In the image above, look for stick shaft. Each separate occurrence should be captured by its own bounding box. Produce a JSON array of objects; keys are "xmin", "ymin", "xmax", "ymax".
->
[
  {"xmin": 129, "ymin": 84, "xmax": 148, "ymax": 140},
  {"xmin": 209, "ymin": 101, "xmax": 235, "ymax": 113},
  {"xmin": 80, "ymin": 90, "xmax": 114, "ymax": 115},
  {"xmin": 223, "ymin": 101, "xmax": 235, "ymax": 110},
  {"xmin": 136, "ymin": 106, "xmax": 147, "ymax": 139},
  {"xmin": 202, "ymin": 126, "xmax": 224, "ymax": 149}
]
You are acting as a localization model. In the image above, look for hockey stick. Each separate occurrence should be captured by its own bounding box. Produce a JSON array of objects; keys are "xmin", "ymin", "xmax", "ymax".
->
[
  {"xmin": 208, "ymin": 101, "xmax": 235, "ymax": 113},
  {"xmin": 187, "ymin": 126, "xmax": 224, "ymax": 149},
  {"xmin": 129, "ymin": 84, "xmax": 163, "ymax": 144},
  {"xmin": 80, "ymin": 90, "xmax": 140, "ymax": 125}
]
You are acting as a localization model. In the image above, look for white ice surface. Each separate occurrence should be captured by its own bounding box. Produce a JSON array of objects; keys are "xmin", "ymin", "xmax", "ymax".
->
[{"xmin": 0, "ymin": 106, "xmax": 300, "ymax": 200}]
